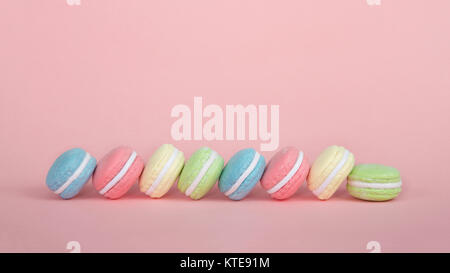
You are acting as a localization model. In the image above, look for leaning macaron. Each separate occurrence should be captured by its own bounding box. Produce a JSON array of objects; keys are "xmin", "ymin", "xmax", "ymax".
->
[
  {"xmin": 139, "ymin": 144, "xmax": 185, "ymax": 198},
  {"xmin": 46, "ymin": 148, "xmax": 97, "ymax": 199},
  {"xmin": 307, "ymin": 145, "xmax": 355, "ymax": 200},
  {"xmin": 178, "ymin": 147, "xmax": 224, "ymax": 200},
  {"xmin": 260, "ymin": 147, "xmax": 309, "ymax": 200},
  {"xmin": 219, "ymin": 148, "xmax": 266, "ymax": 201},
  {"xmin": 347, "ymin": 164, "xmax": 402, "ymax": 201},
  {"xmin": 93, "ymin": 146, "xmax": 144, "ymax": 199}
]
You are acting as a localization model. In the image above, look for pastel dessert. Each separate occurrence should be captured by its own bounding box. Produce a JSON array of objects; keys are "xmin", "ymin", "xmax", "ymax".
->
[
  {"xmin": 92, "ymin": 146, "xmax": 144, "ymax": 199},
  {"xmin": 347, "ymin": 164, "xmax": 402, "ymax": 201},
  {"xmin": 219, "ymin": 148, "xmax": 266, "ymax": 200},
  {"xmin": 46, "ymin": 148, "xmax": 97, "ymax": 199},
  {"xmin": 139, "ymin": 144, "xmax": 185, "ymax": 198},
  {"xmin": 178, "ymin": 147, "xmax": 224, "ymax": 200},
  {"xmin": 260, "ymin": 147, "xmax": 310, "ymax": 200},
  {"xmin": 307, "ymin": 145, "xmax": 355, "ymax": 200}
]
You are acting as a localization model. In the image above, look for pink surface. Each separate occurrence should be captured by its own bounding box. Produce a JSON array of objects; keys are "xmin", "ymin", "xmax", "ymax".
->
[
  {"xmin": 92, "ymin": 146, "xmax": 144, "ymax": 199},
  {"xmin": 261, "ymin": 147, "xmax": 310, "ymax": 200},
  {"xmin": 1, "ymin": 0, "xmax": 450, "ymax": 252}
]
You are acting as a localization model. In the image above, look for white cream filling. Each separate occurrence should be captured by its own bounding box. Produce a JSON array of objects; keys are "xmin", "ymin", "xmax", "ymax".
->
[
  {"xmin": 224, "ymin": 151, "xmax": 261, "ymax": 196},
  {"xmin": 312, "ymin": 150, "xmax": 349, "ymax": 197},
  {"xmin": 348, "ymin": 180, "xmax": 402, "ymax": 189},
  {"xmin": 99, "ymin": 151, "xmax": 137, "ymax": 195},
  {"xmin": 146, "ymin": 147, "xmax": 179, "ymax": 196},
  {"xmin": 185, "ymin": 150, "xmax": 218, "ymax": 197},
  {"xmin": 267, "ymin": 151, "xmax": 303, "ymax": 194},
  {"xmin": 54, "ymin": 152, "xmax": 91, "ymax": 195}
]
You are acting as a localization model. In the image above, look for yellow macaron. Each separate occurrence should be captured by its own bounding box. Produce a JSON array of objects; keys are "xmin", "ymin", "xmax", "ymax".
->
[
  {"xmin": 139, "ymin": 144, "xmax": 185, "ymax": 198},
  {"xmin": 307, "ymin": 145, "xmax": 355, "ymax": 200}
]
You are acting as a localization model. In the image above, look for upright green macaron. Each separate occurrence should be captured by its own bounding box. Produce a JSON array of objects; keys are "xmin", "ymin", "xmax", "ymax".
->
[
  {"xmin": 347, "ymin": 164, "xmax": 402, "ymax": 201},
  {"xmin": 178, "ymin": 147, "xmax": 224, "ymax": 200}
]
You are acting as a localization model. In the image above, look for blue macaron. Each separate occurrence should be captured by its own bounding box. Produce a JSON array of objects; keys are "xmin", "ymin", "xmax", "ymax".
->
[
  {"xmin": 219, "ymin": 148, "xmax": 266, "ymax": 200},
  {"xmin": 46, "ymin": 148, "xmax": 97, "ymax": 199}
]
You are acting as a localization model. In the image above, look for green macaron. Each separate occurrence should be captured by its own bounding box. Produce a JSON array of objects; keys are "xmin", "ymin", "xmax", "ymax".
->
[
  {"xmin": 347, "ymin": 164, "xmax": 402, "ymax": 201},
  {"xmin": 178, "ymin": 147, "xmax": 224, "ymax": 200}
]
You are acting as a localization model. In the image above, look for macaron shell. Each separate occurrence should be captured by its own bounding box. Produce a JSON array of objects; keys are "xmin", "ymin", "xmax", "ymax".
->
[
  {"xmin": 93, "ymin": 147, "xmax": 144, "ymax": 199},
  {"xmin": 269, "ymin": 160, "xmax": 309, "ymax": 200},
  {"xmin": 46, "ymin": 148, "xmax": 88, "ymax": 191},
  {"xmin": 347, "ymin": 164, "xmax": 401, "ymax": 201},
  {"xmin": 178, "ymin": 147, "xmax": 224, "ymax": 200},
  {"xmin": 105, "ymin": 157, "xmax": 144, "ymax": 199},
  {"xmin": 93, "ymin": 147, "xmax": 131, "ymax": 191},
  {"xmin": 347, "ymin": 184, "xmax": 401, "ymax": 201},
  {"xmin": 308, "ymin": 146, "xmax": 342, "ymax": 190},
  {"xmin": 140, "ymin": 144, "xmax": 185, "ymax": 198},
  {"xmin": 348, "ymin": 164, "xmax": 401, "ymax": 183},
  {"xmin": 178, "ymin": 147, "xmax": 211, "ymax": 194},
  {"xmin": 227, "ymin": 156, "xmax": 265, "ymax": 201},
  {"xmin": 147, "ymin": 154, "xmax": 184, "ymax": 198},
  {"xmin": 59, "ymin": 156, "xmax": 97, "ymax": 199},
  {"xmin": 188, "ymin": 156, "xmax": 224, "ymax": 200},
  {"xmin": 260, "ymin": 147, "xmax": 310, "ymax": 200},
  {"xmin": 307, "ymin": 145, "xmax": 355, "ymax": 200},
  {"xmin": 46, "ymin": 148, "xmax": 97, "ymax": 199},
  {"xmin": 317, "ymin": 153, "xmax": 354, "ymax": 200},
  {"xmin": 219, "ymin": 148, "xmax": 266, "ymax": 201}
]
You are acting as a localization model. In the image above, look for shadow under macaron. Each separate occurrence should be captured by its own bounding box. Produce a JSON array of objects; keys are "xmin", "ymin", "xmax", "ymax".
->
[{"xmin": 27, "ymin": 179, "xmax": 98, "ymax": 201}]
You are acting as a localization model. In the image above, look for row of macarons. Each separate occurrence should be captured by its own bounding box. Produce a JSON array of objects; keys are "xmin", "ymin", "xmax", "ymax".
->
[{"xmin": 46, "ymin": 144, "xmax": 402, "ymax": 201}]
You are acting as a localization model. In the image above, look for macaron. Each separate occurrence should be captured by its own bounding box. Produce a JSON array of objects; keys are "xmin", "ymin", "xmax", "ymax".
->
[
  {"xmin": 260, "ymin": 147, "xmax": 310, "ymax": 200},
  {"xmin": 219, "ymin": 148, "xmax": 266, "ymax": 201},
  {"xmin": 139, "ymin": 144, "xmax": 185, "ymax": 198},
  {"xmin": 307, "ymin": 145, "xmax": 355, "ymax": 200},
  {"xmin": 92, "ymin": 146, "xmax": 144, "ymax": 199},
  {"xmin": 46, "ymin": 148, "xmax": 97, "ymax": 199},
  {"xmin": 347, "ymin": 164, "xmax": 402, "ymax": 201},
  {"xmin": 178, "ymin": 147, "xmax": 224, "ymax": 200}
]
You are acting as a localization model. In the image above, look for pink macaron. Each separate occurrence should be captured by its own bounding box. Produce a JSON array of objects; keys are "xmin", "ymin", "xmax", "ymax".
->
[
  {"xmin": 93, "ymin": 146, "xmax": 144, "ymax": 199},
  {"xmin": 260, "ymin": 146, "xmax": 310, "ymax": 200}
]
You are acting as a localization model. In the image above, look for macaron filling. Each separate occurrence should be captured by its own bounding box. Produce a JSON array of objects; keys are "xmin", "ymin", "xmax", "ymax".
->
[
  {"xmin": 145, "ymin": 147, "xmax": 179, "ymax": 196},
  {"xmin": 99, "ymin": 151, "xmax": 137, "ymax": 195},
  {"xmin": 224, "ymin": 151, "xmax": 261, "ymax": 196},
  {"xmin": 54, "ymin": 152, "xmax": 92, "ymax": 195},
  {"xmin": 348, "ymin": 180, "xmax": 402, "ymax": 189},
  {"xmin": 266, "ymin": 151, "xmax": 303, "ymax": 194},
  {"xmin": 185, "ymin": 150, "xmax": 218, "ymax": 197},
  {"xmin": 312, "ymin": 149, "xmax": 350, "ymax": 196}
]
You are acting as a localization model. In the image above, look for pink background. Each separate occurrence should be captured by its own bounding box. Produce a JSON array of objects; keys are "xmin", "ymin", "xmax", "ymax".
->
[{"xmin": 1, "ymin": 0, "xmax": 450, "ymax": 252}]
